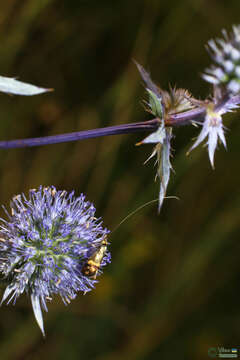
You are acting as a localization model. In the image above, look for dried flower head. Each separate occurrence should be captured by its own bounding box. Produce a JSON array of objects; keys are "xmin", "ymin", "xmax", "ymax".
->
[{"xmin": 0, "ymin": 186, "xmax": 110, "ymax": 336}]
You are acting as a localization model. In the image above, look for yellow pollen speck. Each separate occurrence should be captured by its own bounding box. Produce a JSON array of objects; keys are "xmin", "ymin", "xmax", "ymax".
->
[
  {"xmin": 56, "ymin": 279, "xmax": 61, "ymax": 286},
  {"xmin": 13, "ymin": 195, "xmax": 21, "ymax": 201}
]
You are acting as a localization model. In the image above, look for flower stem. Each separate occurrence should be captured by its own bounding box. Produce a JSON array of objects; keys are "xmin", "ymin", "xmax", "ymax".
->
[
  {"xmin": 1, "ymin": 94, "xmax": 239, "ymax": 149},
  {"xmin": 0, "ymin": 119, "xmax": 160, "ymax": 149}
]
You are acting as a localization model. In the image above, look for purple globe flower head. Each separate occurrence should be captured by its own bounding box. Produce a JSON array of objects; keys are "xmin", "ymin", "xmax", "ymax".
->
[{"xmin": 0, "ymin": 186, "xmax": 110, "ymax": 336}]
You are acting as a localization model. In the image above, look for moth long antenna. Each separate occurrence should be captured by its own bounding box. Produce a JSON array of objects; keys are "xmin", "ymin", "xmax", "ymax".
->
[{"xmin": 112, "ymin": 196, "xmax": 179, "ymax": 233}]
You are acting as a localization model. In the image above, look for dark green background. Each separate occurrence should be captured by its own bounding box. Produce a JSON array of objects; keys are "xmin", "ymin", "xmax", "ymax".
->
[{"xmin": 0, "ymin": 1, "xmax": 240, "ymax": 359}]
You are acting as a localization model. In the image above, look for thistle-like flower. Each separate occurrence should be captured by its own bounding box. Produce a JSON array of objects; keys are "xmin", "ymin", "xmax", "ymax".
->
[
  {"xmin": 203, "ymin": 25, "xmax": 240, "ymax": 95},
  {"xmin": 0, "ymin": 186, "xmax": 110, "ymax": 336}
]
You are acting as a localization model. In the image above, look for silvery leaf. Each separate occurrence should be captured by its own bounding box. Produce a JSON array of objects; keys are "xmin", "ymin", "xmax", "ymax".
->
[
  {"xmin": 0, "ymin": 284, "xmax": 15, "ymax": 305},
  {"xmin": 147, "ymin": 89, "xmax": 163, "ymax": 118},
  {"xmin": 143, "ymin": 125, "xmax": 172, "ymax": 212},
  {"xmin": 0, "ymin": 75, "xmax": 51, "ymax": 96},
  {"xmin": 31, "ymin": 293, "xmax": 45, "ymax": 337},
  {"xmin": 135, "ymin": 61, "xmax": 162, "ymax": 99},
  {"xmin": 156, "ymin": 128, "xmax": 172, "ymax": 212},
  {"xmin": 141, "ymin": 123, "xmax": 165, "ymax": 144}
]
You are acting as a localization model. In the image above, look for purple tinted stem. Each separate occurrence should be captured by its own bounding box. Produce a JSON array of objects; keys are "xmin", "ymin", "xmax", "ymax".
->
[
  {"xmin": 1, "ymin": 92, "xmax": 239, "ymax": 150},
  {"xmin": 166, "ymin": 107, "xmax": 206, "ymax": 126},
  {"xmin": 166, "ymin": 94, "xmax": 240, "ymax": 125},
  {"xmin": 0, "ymin": 119, "xmax": 160, "ymax": 149}
]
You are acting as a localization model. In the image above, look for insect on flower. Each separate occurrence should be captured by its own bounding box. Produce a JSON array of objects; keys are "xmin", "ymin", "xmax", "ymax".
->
[{"xmin": 81, "ymin": 235, "xmax": 109, "ymax": 279}]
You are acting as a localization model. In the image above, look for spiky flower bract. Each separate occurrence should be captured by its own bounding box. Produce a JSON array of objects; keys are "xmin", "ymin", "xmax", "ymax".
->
[
  {"xmin": 0, "ymin": 186, "xmax": 110, "ymax": 336},
  {"xmin": 136, "ymin": 62, "xmax": 197, "ymax": 212},
  {"xmin": 188, "ymin": 104, "xmax": 226, "ymax": 168}
]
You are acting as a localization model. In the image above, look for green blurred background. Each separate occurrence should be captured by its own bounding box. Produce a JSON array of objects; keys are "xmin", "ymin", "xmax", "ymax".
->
[{"xmin": 0, "ymin": 1, "xmax": 240, "ymax": 359}]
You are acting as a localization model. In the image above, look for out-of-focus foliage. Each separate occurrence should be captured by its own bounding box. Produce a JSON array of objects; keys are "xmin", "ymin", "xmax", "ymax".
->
[{"xmin": 0, "ymin": 1, "xmax": 240, "ymax": 359}]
